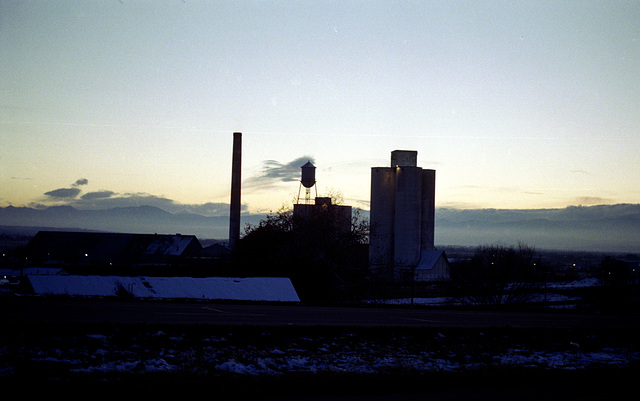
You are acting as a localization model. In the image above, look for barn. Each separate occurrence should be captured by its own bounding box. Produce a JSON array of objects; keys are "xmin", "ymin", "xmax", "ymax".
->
[
  {"xmin": 413, "ymin": 249, "xmax": 451, "ymax": 282},
  {"xmin": 24, "ymin": 231, "xmax": 203, "ymax": 268}
]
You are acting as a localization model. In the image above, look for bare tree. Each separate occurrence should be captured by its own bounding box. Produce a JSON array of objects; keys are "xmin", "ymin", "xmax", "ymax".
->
[
  {"xmin": 238, "ymin": 202, "xmax": 369, "ymax": 302},
  {"xmin": 452, "ymin": 242, "xmax": 542, "ymax": 306}
]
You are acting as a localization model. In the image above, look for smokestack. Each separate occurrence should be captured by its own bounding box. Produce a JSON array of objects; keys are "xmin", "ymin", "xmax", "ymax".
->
[{"xmin": 229, "ymin": 132, "xmax": 242, "ymax": 251}]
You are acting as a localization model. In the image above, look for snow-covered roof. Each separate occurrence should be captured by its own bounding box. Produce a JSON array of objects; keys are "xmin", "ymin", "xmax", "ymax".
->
[
  {"xmin": 416, "ymin": 249, "xmax": 448, "ymax": 270},
  {"xmin": 143, "ymin": 235, "xmax": 197, "ymax": 256},
  {"xmin": 26, "ymin": 275, "xmax": 300, "ymax": 302}
]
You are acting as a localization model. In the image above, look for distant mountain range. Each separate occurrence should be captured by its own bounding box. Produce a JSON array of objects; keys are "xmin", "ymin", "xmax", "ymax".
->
[
  {"xmin": 1, "ymin": 204, "xmax": 639, "ymax": 253},
  {"xmin": 434, "ymin": 204, "xmax": 640, "ymax": 253}
]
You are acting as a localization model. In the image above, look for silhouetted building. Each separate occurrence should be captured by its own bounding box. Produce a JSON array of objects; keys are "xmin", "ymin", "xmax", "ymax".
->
[
  {"xmin": 293, "ymin": 162, "xmax": 352, "ymax": 234},
  {"xmin": 293, "ymin": 197, "xmax": 352, "ymax": 235},
  {"xmin": 25, "ymin": 231, "xmax": 203, "ymax": 269}
]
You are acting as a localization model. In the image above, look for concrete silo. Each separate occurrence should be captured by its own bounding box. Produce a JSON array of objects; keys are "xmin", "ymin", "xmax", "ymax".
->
[{"xmin": 369, "ymin": 150, "xmax": 442, "ymax": 281}]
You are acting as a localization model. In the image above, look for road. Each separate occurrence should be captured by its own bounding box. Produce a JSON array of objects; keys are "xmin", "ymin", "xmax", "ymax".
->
[{"xmin": 4, "ymin": 296, "xmax": 640, "ymax": 329}]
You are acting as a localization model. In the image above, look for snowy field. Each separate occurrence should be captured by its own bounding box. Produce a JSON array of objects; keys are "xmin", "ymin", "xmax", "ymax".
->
[
  {"xmin": 3, "ymin": 276, "xmax": 638, "ymax": 397},
  {"xmin": 2, "ymin": 325, "xmax": 638, "ymax": 379}
]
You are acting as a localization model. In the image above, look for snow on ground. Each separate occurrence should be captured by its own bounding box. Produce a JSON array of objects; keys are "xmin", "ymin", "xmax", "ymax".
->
[
  {"xmin": 370, "ymin": 278, "xmax": 602, "ymax": 307},
  {"xmin": 20, "ymin": 273, "xmax": 600, "ymax": 306},
  {"xmin": 25, "ymin": 275, "xmax": 300, "ymax": 302},
  {"xmin": 546, "ymin": 277, "xmax": 602, "ymax": 289},
  {"xmin": 2, "ymin": 275, "xmax": 636, "ymax": 382},
  {"xmin": 2, "ymin": 328, "xmax": 637, "ymax": 378}
]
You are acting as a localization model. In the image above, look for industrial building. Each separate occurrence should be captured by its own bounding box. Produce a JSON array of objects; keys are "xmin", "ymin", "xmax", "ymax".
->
[
  {"xmin": 292, "ymin": 161, "xmax": 352, "ymax": 234},
  {"xmin": 369, "ymin": 150, "xmax": 450, "ymax": 282}
]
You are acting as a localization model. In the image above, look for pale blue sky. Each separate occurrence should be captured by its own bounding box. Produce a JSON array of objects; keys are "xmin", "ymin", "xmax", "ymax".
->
[{"xmin": 1, "ymin": 0, "xmax": 639, "ymax": 216}]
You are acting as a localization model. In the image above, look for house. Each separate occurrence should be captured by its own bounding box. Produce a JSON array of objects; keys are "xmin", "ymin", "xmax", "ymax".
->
[
  {"xmin": 24, "ymin": 231, "xmax": 203, "ymax": 268},
  {"xmin": 412, "ymin": 249, "xmax": 451, "ymax": 282},
  {"xmin": 200, "ymin": 242, "xmax": 232, "ymax": 259}
]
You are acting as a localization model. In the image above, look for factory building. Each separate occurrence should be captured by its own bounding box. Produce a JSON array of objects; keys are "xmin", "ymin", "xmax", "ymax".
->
[
  {"xmin": 369, "ymin": 150, "xmax": 449, "ymax": 282},
  {"xmin": 292, "ymin": 161, "xmax": 352, "ymax": 234},
  {"xmin": 293, "ymin": 197, "xmax": 352, "ymax": 235}
]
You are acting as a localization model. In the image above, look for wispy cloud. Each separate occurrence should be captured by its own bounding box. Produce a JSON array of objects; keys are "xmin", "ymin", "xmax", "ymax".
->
[{"xmin": 244, "ymin": 156, "xmax": 315, "ymax": 190}]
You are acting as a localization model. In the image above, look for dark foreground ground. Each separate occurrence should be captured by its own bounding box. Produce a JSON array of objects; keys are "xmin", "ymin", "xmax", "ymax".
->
[
  {"xmin": 3, "ymin": 316, "xmax": 639, "ymax": 400},
  {"xmin": 5, "ymin": 363, "xmax": 635, "ymax": 401}
]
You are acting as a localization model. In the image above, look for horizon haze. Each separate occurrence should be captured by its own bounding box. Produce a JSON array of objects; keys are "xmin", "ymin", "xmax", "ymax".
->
[{"xmin": 1, "ymin": 203, "xmax": 639, "ymax": 254}]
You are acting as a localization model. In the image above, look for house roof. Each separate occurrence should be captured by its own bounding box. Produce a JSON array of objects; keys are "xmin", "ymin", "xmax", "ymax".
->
[
  {"xmin": 143, "ymin": 234, "xmax": 198, "ymax": 256},
  {"xmin": 200, "ymin": 243, "xmax": 232, "ymax": 258},
  {"xmin": 416, "ymin": 249, "xmax": 448, "ymax": 270}
]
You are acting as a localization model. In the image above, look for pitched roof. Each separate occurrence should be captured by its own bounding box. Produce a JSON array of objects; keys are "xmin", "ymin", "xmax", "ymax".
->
[{"xmin": 416, "ymin": 249, "xmax": 448, "ymax": 270}]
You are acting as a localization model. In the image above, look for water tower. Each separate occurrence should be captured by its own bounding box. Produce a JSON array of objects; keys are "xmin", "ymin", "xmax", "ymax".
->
[{"xmin": 297, "ymin": 161, "xmax": 317, "ymax": 204}]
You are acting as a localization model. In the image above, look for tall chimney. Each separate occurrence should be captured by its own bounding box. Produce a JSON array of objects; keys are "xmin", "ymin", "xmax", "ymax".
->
[{"xmin": 229, "ymin": 132, "xmax": 242, "ymax": 251}]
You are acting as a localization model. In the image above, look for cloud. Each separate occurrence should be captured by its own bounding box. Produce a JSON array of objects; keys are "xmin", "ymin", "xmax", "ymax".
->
[
  {"xmin": 572, "ymin": 196, "xmax": 612, "ymax": 206},
  {"xmin": 44, "ymin": 187, "xmax": 81, "ymax": 199},
  {"xmin": 40, "ymin": 178, "xmax": 247, "ymax": 217},
  {"xmin": 75, "ymin": 192, "xmax": 175, "ymax": 210},
  {"xmin": 260, "ymin": 156, "xmax": 314, "ymax": 182},
  {"xmin": 244, "ymin": 156, "xmax": 315, "ymax": 190},
  {"xmin": 43, "ymin": 178, "xmax": 89, "ymax": 200},
  {"xmin": 175, "ymin": 202, "xmax": 238, "ymax": 216},
  {"xmin": 438, "ymin": 200, "xmax": 486, "ymax": 209},
  {"xmin": 80, "ymin": 190, "xmax": 116, "ymax": 200},
  {"xmin": 68, "ymin": 191, "xmax": 240, "ymax": 217}
]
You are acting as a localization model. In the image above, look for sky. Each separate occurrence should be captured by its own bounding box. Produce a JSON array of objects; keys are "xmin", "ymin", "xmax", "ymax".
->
[{"xmin": 1, "ymin": 0, "xmax": 639, "ymax": 217}]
